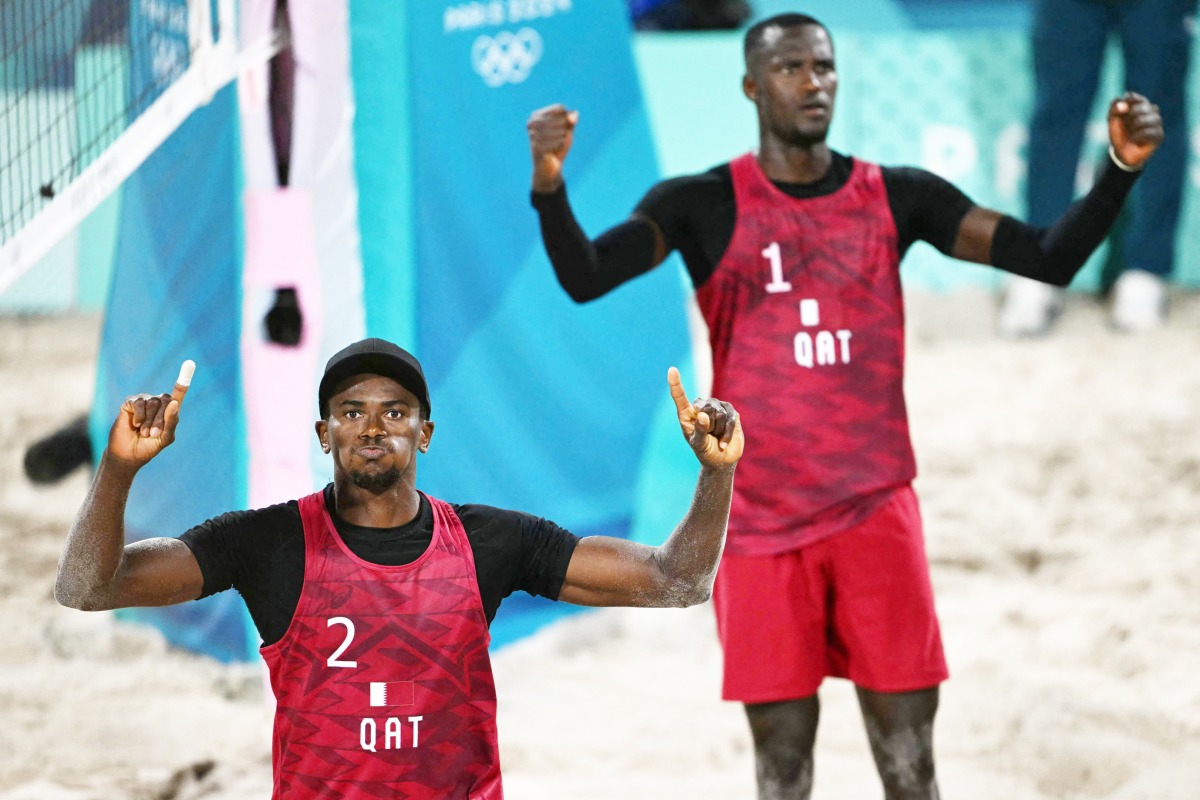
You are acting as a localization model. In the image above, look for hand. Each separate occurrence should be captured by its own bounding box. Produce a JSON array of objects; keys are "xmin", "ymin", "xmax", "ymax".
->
[
  {"xmin": 107, "ymin": 360, "xmax": 194, "ymax": 468},
  {"xmin": 527, "ymin": 103, "xmax": 579, "ymax": 193},
  {"xmin": 668, "ymin": 367, "xmax": 743, "ymax": 470},
  {"xmin": 1108, "ymin": 92, "xmax": 1163, "ymax": 169}
]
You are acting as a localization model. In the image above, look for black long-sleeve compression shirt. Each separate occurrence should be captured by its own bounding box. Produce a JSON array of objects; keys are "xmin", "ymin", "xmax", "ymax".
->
[{"xmin": 531, "ymin": 150, "xmax": 1140, "ymax": 302}]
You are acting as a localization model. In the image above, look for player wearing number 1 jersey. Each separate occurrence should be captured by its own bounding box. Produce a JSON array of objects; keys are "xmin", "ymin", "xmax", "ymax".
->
[
  {"xmin": 55, "ymin": 338, "xmax": 745, "ymax": 799},
  {"xmin": 526, "ymin": 12, "xmax": 1162, "ymax": 800}
]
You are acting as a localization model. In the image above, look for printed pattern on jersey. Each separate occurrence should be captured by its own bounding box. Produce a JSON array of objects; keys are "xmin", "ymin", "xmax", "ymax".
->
[
  {"xmin": 696, "ymin": 153, "xmax": 916, "ymax": 555},
  {"xmin": 261, "ymin": 492, "xmax": 503, "ymax": 799}
]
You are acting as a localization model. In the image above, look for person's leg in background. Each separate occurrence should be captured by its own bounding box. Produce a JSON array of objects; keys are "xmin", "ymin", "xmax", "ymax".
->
[
  {"xmin": 746, "ymin": 697, "xmax": 821, "ymax": 799},
  {"xmin": 1109, "ymin": 0, "xmax": 1196, "ymax": 331},
  {"xmin": 999, "ymin": 0, "xmax": 1112, "ymax": 337},
  {"xmin": 857, "ymin": 687, "xmax": 940, "ymax": 800},
  {"xmin": 714, "ymin": 548, "xmax": 828, "ymax": 799},
  {"xmin": 717, "ymin": 486, "xmax": 947, "ymax": 799},
  {"xmin": 830, "ymin": 486, "xmax": 949, "ymax": 799}
]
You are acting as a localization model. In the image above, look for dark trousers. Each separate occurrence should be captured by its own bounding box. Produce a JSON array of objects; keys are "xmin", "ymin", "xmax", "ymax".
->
[{"xmin": 1028, "ymin": 0, "xmax": 1195, "ymax": 277}]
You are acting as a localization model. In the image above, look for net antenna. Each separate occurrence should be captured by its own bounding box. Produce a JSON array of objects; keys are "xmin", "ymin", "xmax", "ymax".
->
[{"xmin": 0, "ymin": 0, "xmax": 288, "ymax": 294}]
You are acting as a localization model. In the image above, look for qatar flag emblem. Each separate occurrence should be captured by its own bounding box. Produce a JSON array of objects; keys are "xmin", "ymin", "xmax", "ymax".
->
[{"xmin": 369, "ymin": 681, "xmax": 415, "ymax": 707}]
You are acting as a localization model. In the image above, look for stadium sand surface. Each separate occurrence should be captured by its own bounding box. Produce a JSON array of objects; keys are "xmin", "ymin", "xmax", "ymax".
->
[{"xmin": 1, "ymin": 291, "xmax": 1198, "ymax": 799}]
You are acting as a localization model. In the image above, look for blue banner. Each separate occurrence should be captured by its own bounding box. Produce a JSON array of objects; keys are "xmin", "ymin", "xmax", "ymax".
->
[
  {"xmin": 90, "ymin": 0, "xmax": 251, "ymax": 662},
  {"xmin": 355, "ymin": 1, "xmax": 695, "ymax": 645}
]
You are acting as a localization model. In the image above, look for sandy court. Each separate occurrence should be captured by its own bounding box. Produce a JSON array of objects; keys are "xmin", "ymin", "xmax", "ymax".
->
[{"xmin": 1, "ymin": 288, "xmax": 1198, "ymax": 799}]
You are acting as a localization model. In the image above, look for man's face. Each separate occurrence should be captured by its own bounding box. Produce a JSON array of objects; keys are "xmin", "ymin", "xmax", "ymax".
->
[
  {"xmin": 315, "ymin": 373, "xmax": 433, "ymax": 493},
  {"xmin": 744, "ymin": 24, "xmax": 837, "ymax": 147}
]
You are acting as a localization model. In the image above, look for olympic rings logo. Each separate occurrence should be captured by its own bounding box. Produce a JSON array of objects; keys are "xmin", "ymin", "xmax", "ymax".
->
[{"xmin": 471, "ymin": 28, "xmax": 543, "ymax": 88}]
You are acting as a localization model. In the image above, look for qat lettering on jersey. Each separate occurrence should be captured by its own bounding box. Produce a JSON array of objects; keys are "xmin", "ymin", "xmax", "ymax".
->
[
  {"xmin": 360, "ymin": 715, "xmax": 425, "ymax": 752},
  {"xmin": 793, "ymin": 300, "xmax": 852, "ymax": 368}
]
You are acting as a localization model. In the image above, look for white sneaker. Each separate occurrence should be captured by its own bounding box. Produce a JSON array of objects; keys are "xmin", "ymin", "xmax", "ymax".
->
[
  {"xmin": 1110, "ymin": 269, "xmax": 1167, "ymax": 332},
  {"xmin": 997, "ymin": 276, "xmax": 1064, "ymax": 338}
]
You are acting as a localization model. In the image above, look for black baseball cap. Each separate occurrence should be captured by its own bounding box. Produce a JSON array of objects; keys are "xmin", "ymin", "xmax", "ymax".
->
[{"xmin": 318, "ymin": 338, "xmax": 431, "ymax": 418}]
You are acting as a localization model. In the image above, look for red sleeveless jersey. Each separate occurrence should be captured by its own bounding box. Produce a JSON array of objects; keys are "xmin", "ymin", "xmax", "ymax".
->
[
  {"xmin": 696, "ymin": 153, "xmax": 916, "ymax": 555},
  {"xmin": 261, "ymin": 491, "xmax": 503, "ymax": 799}
]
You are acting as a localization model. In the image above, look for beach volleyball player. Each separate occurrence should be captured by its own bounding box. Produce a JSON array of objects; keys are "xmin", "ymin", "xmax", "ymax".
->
[
  {"xmin": 526, "ymin": 12, "xmax": 1162, "ymax": 799},
  {"xmin": 55, "ymin": 338, "xmax": 742, "ymax": 798}
]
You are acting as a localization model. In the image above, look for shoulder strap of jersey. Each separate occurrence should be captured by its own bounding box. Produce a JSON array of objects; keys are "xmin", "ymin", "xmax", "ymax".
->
[
  {"xmin": 426, "ymin": 495, "xmax": 471, "ymax": 564},
  {"xmin": 425, "ymin": 494, "xmax": 489, "ymax": 637},
  {"xmin": 296, "ymin": 490, "xmax": 333, "ymax": 563},
  {"xmin": 728, "ymin": 152, "xmax": 763, "ymax": 204}
]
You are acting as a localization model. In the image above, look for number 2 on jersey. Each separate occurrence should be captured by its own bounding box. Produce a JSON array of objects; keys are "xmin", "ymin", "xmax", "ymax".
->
[
  {"xmin": 327, "ymin": 616, "xmax": 358, "ymax": 668},
  {"xmin": 763, "ymin": 241, "xmax": 792, "ymax": 294}
]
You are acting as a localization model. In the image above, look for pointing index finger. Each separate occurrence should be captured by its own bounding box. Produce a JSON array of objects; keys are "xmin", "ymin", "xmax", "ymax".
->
[
  {"xmin": 667, "ymin": 366, "xmax": 693, "ymax": 415},
  {"xmin": 172, "ymin": 359, "xmax": 195, "ymax": 404}
]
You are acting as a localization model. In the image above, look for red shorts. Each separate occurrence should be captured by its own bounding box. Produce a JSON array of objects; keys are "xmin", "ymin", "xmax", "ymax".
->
[{"xmin": 713, "ymin": 485, "xmax": 948, "ymax": 702}]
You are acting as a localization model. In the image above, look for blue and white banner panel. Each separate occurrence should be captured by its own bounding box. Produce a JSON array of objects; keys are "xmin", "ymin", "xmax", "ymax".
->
[
  {"xmin": 90, "ymin": 0, "xmax": 252, "ymax": 663},
  {"xmin": 354, "ymin": 1, "xmax": 696, "ymax": 645}
]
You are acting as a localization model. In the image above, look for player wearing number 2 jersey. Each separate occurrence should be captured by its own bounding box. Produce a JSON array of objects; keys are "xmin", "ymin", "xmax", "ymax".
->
[
  {"xmin": 526, "ymin": 12, "xmax": 1162, "ymax": 800},
  {"xmin": 55, "ymin": 337, "xmax": 745, "ymax": 799}
]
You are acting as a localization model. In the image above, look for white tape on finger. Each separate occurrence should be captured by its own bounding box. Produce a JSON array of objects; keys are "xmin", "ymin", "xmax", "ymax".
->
[{"xmin": 177, "ymin": 360, "xmax": 196, "ymax": 387}]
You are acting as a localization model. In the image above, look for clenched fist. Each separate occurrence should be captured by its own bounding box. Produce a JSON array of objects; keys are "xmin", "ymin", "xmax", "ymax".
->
[
  {"xmin": 527, "ymin": 103, "xmax": 579, "ymax": 193},
  {"xmin": 1108, "ymin": 92, "xmax": 1163, "ymax": 170},
  {"xmin": 107, "ymin": 360, "xmax": 194, "ymax": 469}
]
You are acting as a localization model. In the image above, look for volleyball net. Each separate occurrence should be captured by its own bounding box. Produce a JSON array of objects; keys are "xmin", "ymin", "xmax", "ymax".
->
[{"xmin": 0, "ymin": 0, "xmax": 286, "ymax": 294}]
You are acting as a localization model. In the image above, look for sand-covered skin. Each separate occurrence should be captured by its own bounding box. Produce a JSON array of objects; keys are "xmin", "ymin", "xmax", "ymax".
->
[{"xmin": 1, "ymin": 290, "xmax": 1197, "ymax": 799}]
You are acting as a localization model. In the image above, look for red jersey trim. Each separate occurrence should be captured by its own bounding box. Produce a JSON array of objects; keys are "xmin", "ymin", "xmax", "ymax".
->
[
  {"xmin": 315, "ymin": 490, "xmax": 446, "ymax": 574},
  {"xmin": 429, "ymin": 495, "xmax": 492, "ymax": 646},
  {"xmin": 729, "ymin": 152, "xmax": 900, "ymax": 246}
]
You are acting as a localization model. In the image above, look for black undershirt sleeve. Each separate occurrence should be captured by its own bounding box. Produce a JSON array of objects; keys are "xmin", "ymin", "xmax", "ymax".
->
[
  {"xmin": 632, "ymin": 169, "xmax": 733, "ymax": 287},
  {"xmin": 531, "ymin": 170, "xmax": 730, "ymax": 299},
  {"xmin": 536, "ymin": 152, "xmax": 1139, "ymax": 300},
  {"xmin": 530, "ymin": 184, "xmax": 661, "ymax": 302},
  {"xmin": 988, "ymin": 156, "xmax": 1141, "ymax": 286},
  {"xmin": 179, "ymin": 502, "xmax": 303, "ymax": 647},
  {"xmin": 453, "ymin": 504, "xmax": 579, "ymax": 623},
  {"xmin": 882, "ymin": 157, "xmax": 1140, "ymax": 284},
  {"xmin": 880, "ymin": 167, "xmax": 975, "ymax": 257},
  {"xmin": 179, "ymin": 503, "xmax": 296, "ymax": 598}
]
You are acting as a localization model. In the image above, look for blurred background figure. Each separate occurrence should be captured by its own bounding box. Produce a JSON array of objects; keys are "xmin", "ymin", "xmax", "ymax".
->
[
  {"xmin": 999, "ymin": 0, "xmax": 1197, "ymax": 336},
  {"xmin": 23, "ymin": 414, "xmax": 92, "ymax": 485},
  {"xmin": 630, "ymin": 0, "xmax": 752, "ymax": 30}
]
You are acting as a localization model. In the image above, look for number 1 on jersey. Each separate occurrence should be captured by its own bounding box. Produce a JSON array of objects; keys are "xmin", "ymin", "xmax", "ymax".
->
[{"xmin": 763, "ymin": 242, "xmax": 792, "ymax": 294}]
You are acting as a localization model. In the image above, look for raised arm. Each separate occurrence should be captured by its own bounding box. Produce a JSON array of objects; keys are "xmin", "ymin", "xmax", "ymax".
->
[
  {"xmin": 951, "ymin": 92, "xmax": 1163, "ymax": 284},
  {"xmin": 557, "ymin": 368, "xmax": 743, "ymax": 609},
  {"xmin": 527, "ymin": 103, "xmax": 668, "ymax": 302},
  {"xmin": 55, "ymin": 361, "xmax": 205, "ymax": 611}
]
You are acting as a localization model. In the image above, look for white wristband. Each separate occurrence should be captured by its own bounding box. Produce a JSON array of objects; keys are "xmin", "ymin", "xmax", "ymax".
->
[{"xmin": 1109, "ymin": 146, "xmax": 1142, "ymax": 173}]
